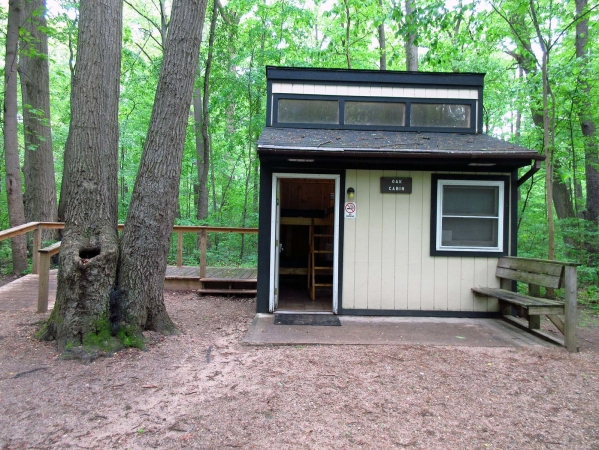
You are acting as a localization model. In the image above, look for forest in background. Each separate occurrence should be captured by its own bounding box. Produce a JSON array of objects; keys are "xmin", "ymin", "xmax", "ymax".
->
[{"xmin": 1, "ymin": 0, "xmax": 598, "ymax": 301}]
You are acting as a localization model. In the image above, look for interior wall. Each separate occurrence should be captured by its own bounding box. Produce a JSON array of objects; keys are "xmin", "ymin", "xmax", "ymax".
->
[
  {"xmin": 342, "ymin": 169, "xmax": 506, "ymax": 312},
  {"xmin": 280, "ymin": 178, "xmax": 335, "ymax": 213}
]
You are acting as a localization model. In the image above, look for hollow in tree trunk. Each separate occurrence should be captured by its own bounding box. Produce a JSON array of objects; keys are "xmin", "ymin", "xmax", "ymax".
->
[{"xmin": 39, "ymin": 0, "xmax": 122, "ymax": 350}]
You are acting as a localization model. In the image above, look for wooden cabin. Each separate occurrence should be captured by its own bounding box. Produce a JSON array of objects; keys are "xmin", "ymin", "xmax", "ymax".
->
[{"xmin": 256, "ymin": 66, "xmax": 543, "ymax": 316}]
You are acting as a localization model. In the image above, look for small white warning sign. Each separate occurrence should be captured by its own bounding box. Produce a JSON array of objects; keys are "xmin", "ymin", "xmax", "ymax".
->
[{"xmin": 344, "ymin": 202, "xmax": 356, "ymax": 219}]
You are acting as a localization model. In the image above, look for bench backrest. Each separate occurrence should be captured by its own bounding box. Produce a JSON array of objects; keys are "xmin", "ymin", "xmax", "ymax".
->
[{"xmin": 496, "ymin": 257, "xmax": 565, "ymax": 289}]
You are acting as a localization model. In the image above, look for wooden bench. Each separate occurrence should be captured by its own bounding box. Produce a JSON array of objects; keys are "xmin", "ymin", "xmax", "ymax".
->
[
  {"xmin": 38, "ymin": 241, "xmax": 61, "ymax": 313},
  {"xmin": 472, "ymin": 256, "xmax": 579, "ymax": 352}
]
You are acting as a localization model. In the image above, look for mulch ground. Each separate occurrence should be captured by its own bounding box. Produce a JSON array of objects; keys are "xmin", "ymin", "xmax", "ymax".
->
[{"xmin": 1, "ymin": 291, "xmax": 599, "ymax": 449}]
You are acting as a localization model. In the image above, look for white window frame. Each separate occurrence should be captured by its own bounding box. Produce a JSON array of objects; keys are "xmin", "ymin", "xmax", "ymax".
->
[{"xmin": 436, "ymin": 179, "xmax": 504, "ymax": 253}]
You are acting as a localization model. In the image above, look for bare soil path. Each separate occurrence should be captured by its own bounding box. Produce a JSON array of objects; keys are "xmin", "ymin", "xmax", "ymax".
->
[{"xmin": 1, "ymin": 291, "xmax": 599, "ymax": 449}]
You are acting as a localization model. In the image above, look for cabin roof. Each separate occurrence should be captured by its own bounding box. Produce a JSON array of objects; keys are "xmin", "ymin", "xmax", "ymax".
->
[{"xmin": 257, "ymin": 128, "xmax": 544, "ymax": 161}]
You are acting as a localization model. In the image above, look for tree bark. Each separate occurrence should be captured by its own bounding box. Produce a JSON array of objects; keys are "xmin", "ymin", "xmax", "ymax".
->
[
  {"xmin": 3, "ymin": 0, "xmax": 28, "ymax": 275},
  {"xmin": 19, "ymin": 0, "xmax": 58, "ymax": 240},
  {"xmin": 116, "ymin": 0, "xmax": 206, "ymax": 335},
  {"xmin": 343, "ymin": 0, "xmax": 351, "ymax": 69},
  {"xmin": 41, "ymin": 0, "xmax": 122, "ymax": 350},
  {"xmin": 575, "ymin": 0, "xmax": 599, "ymax": 224},
  {"xmin": 404, "ymin": 0, "xmax": 418, "ymax": 71},
  {"xmin": 193, "ymin": 88, "xmax": 209, "ymax": 220},
  {"xmin": 378, "ymin": 0, "xmax": 386, "ymax": 70}
]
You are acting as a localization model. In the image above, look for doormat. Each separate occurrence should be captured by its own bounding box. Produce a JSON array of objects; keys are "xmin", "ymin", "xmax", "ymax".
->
[{"xmin": 274, "ymin": 314, "xmax": 341, "ymax": 326}]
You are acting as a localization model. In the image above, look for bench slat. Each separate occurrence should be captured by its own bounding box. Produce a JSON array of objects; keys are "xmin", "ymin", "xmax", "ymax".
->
[
  {"xmin": 498, "ymin": 257, "xmax": 564, "ymax": 276},
  {"xmin": 472, "ymin": 287, "xmax": 564, "ymax": 308},
  {"xmin": 495, "ymin": 267, "xmax": 562, "ymax": 289}
]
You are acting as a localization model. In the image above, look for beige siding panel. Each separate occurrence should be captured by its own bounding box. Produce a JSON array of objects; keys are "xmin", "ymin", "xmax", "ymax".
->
[
  {"xmin": 420, "ymin": 173, "xmax": 435, "ymax": 310},
  {"xmin": 433, "ymin": 257, "xmax": 448, "ymax": 310},
  {"xmin": 272, "ymin": 82, "xmax": 284, "ymax": 93},
  {"xmin": 407, "ymin": 172, "xmax": 423, "ymax": 309},
  {"xmin": 460, "ymin": 258, "xmax": 475, "ymax": 311},
  {"xmin": 303, "ymin": 84, "xmax": 315, "ymax": 95},
  {"xmin": 487, "ymin": 259, "xmax": 499, "ymax": 311},
  {"xmin": 292, "ymin": 84, "xmax": 304, "ymax": 94},
  {"xmin": 381, "ymin": 170, "xmax": 397, "ymax": 309},
  {"xmin": 414, "ymin": 88, "xmax": 427, "ymax": 98},
  {"xmin": 403, "ymin": 87, "xmax": 415, "ymax": 97},
  {"xmin": 353, "ymin": 170, "xmax": 371, "ymax": 309},
  {"xmin": 324, "ymin": 85, "xmax": 337, "ymax": 95},
  {"xmin": 425, "ymin": 89, "xmax": 437, "ymax": 98},
  {"xmin": 370, "ymin": 86, "xmax": 382, "ymax": 97},
  {"xmin": 447, "ymin": 257, "xmax": 462, "ymax": 310},
  {"xmin": 473, "ymin": 258, "xmax": 490, "ymax": 311},
  {"xmin": 337, "ymin": 85, "xmax": 349, "ymax": 96},
  {"xmin": 394, "ymin": 171, "xmax": 411, "ymax": 309},
  {"xmin": 367, "ymin": 170, "xmax": 383, "ymax": 309},
  {"xmin": 358, "ymin": 86, "xmax": 371, "ymax": 96},
  {"xmin": 342, "ymin": 170, "xmax": 358, "ymax": 309},
  {"xmin": 347, "ymin": 85, "xmax": 361, "ymax": 96},
  {"xmin": 314, "ymin": 84, "xmax": 326, "ymax": 95},
  {"xmin": 381, "ymin": 87, "xmax": 393, "ymax": 97}
]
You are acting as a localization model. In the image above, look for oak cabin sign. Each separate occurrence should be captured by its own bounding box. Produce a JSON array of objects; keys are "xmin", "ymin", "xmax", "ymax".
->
[
  {"xmin": 256, "ymin": 66, "xmax": 545, "ymax": 318},
  {"xmin": 381, "ymin": 177, "xmax": 412, "ymax": 194}
]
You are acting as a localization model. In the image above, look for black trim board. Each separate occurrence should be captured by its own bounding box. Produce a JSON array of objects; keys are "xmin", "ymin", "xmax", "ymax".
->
[
  {"xmin": 339, "ymin": 308, "xmax": 501, "ymax": 318},
  {"xmin": 430, "ymin": 174, "xmax": 511, "ymax": 257},
  {"xmin": 266, "ymin": 66, "xmax": 486, "ymax": 88}
]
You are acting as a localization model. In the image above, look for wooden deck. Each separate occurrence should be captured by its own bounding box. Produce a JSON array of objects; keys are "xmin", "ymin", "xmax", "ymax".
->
[{"xmin": 0, "ymin": 266, "xmax": 257, "ymax": 311}]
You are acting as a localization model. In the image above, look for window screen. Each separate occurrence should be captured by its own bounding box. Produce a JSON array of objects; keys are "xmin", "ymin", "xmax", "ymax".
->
[
  {"xmin": 411, "ymin": 103, "xmax": 471, "ymax": 128},
  {"xmin": 344, "ymin": 101, "xmax": 406, "ymax": 126},
  {"xmin": 277, "ymin": 99, "xmax": 339, "ymax": 124},
  {"xmin": 436, "ymin": 181, "xmax": 503, "ymax": 251}
]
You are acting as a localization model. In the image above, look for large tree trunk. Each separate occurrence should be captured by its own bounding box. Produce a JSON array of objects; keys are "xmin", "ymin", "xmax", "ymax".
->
[
  {"xmin": 116, "ymin": 0, "xmax": 206, "ymax": 335},
  {"xmin": 575, "ymin": 0, "xmax": 599, "ymax": 224},
  {"xmin": 40, "ymin": 0, "xmax": 122, "ymax": 350},
  {"xmin": 19, "ymin": 0, "xmax": 58, "ymax": 240},
  {"xmin": 3, "ymin": 0, "xmax": 28, "ymax": 275},
  {"xmin": 404, "ymin": 0, "xmax": 418, "ymax": 71}
]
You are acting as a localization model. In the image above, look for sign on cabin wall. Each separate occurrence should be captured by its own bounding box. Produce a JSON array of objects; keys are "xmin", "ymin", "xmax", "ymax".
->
[{"xmin": 380, "ymin": 177, "xmax": 412, "ymax": 194}]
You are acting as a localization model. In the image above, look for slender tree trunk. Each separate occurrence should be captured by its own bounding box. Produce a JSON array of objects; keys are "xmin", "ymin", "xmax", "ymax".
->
[
  {"xmin": 116, "ymin": 0, "xmax": 206, "ymax": 335},
  {"xmin": 404, "ymin": 0, "xmax": 418, "ymax": 71},
  {"xmin": 202, "ymin": 0, "xmax": 218, "ymax": 216},
  {"xmin": 378, "ymin": 0, "xmax": 386, "ymax": 70},
  {"xmin": 194, "ymin": 88, "xmax": 209, "ymax": 220},
  {"xmin": 57, "ymin": 15, "xmax": 79, "ymax": 223},
  {"xmin": 19, "ymin": 0, "xmax": 58, "ymax": 240},
  {"xmin": 343, "ymin": 0, "xmax": 351, "ymax": 69},
  {"xmin": 3, "ymin": 0, "xmax": 28, "ymax": 275},
  {"xmin": 40, "ymin": 0, "xmax": 122, "ymax": 350},
  {"xmin": 575, "ymin": 0, "xmax": 599, "ymax": 224}
]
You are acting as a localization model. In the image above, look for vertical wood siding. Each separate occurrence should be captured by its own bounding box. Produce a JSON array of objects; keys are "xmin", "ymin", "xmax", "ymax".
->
[{"xmin": 342, "ymin": 170, "xmax": 502, "ymax": 312}]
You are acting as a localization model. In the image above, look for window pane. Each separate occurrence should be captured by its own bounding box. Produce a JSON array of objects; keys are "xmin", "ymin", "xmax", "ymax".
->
[
  {"xmin": 277, "ymin": 99, "xmax": 339, "ymax": 124},
  {"xmin": 443, "ymin": 186, "xmax": 498, "ymax": 216},
  {"xmin": 344, "ymin": 101, "xmax": 405, "ymax": 126},
  {"xmin": 441, "ymin": 217, "xmax": 498, "ymax": 247},
  {"xmin": 410, "ymin": 103, "xmax": 471, "ymax": 128}
]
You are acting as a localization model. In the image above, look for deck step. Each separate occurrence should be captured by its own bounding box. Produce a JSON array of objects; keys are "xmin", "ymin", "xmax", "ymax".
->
[{"xmin": 198, "ymin": 288, "xmax": 257, "ymax": 295}]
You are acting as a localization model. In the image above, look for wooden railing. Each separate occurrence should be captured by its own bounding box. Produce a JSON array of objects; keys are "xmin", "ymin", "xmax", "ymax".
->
[{"xmin": 0, "ymin": 222, "xmax": 258, "ymax": 312}]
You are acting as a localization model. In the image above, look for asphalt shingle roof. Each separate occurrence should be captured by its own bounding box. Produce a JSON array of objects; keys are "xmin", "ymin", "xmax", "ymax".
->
[{"xmin": 257, "ymin": 128, "xmax": 542, "ymax": 160}]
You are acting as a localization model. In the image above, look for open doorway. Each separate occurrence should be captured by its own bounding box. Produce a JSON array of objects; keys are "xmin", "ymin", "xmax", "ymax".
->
[{"xmin": 270, "ymin": 174, "xmax": 339, "ymax": 313}]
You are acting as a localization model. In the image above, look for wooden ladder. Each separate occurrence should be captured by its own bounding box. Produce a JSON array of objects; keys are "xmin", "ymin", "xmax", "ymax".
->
[{"xmin": 308, "ymin": 218, "xmax": 333, "ymax": 300}]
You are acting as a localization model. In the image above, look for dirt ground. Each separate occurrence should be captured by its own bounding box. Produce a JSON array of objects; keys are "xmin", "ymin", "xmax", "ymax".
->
[{"xmin": 1, "ymin": 291, "xmax": 599, "ymax": 449}]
